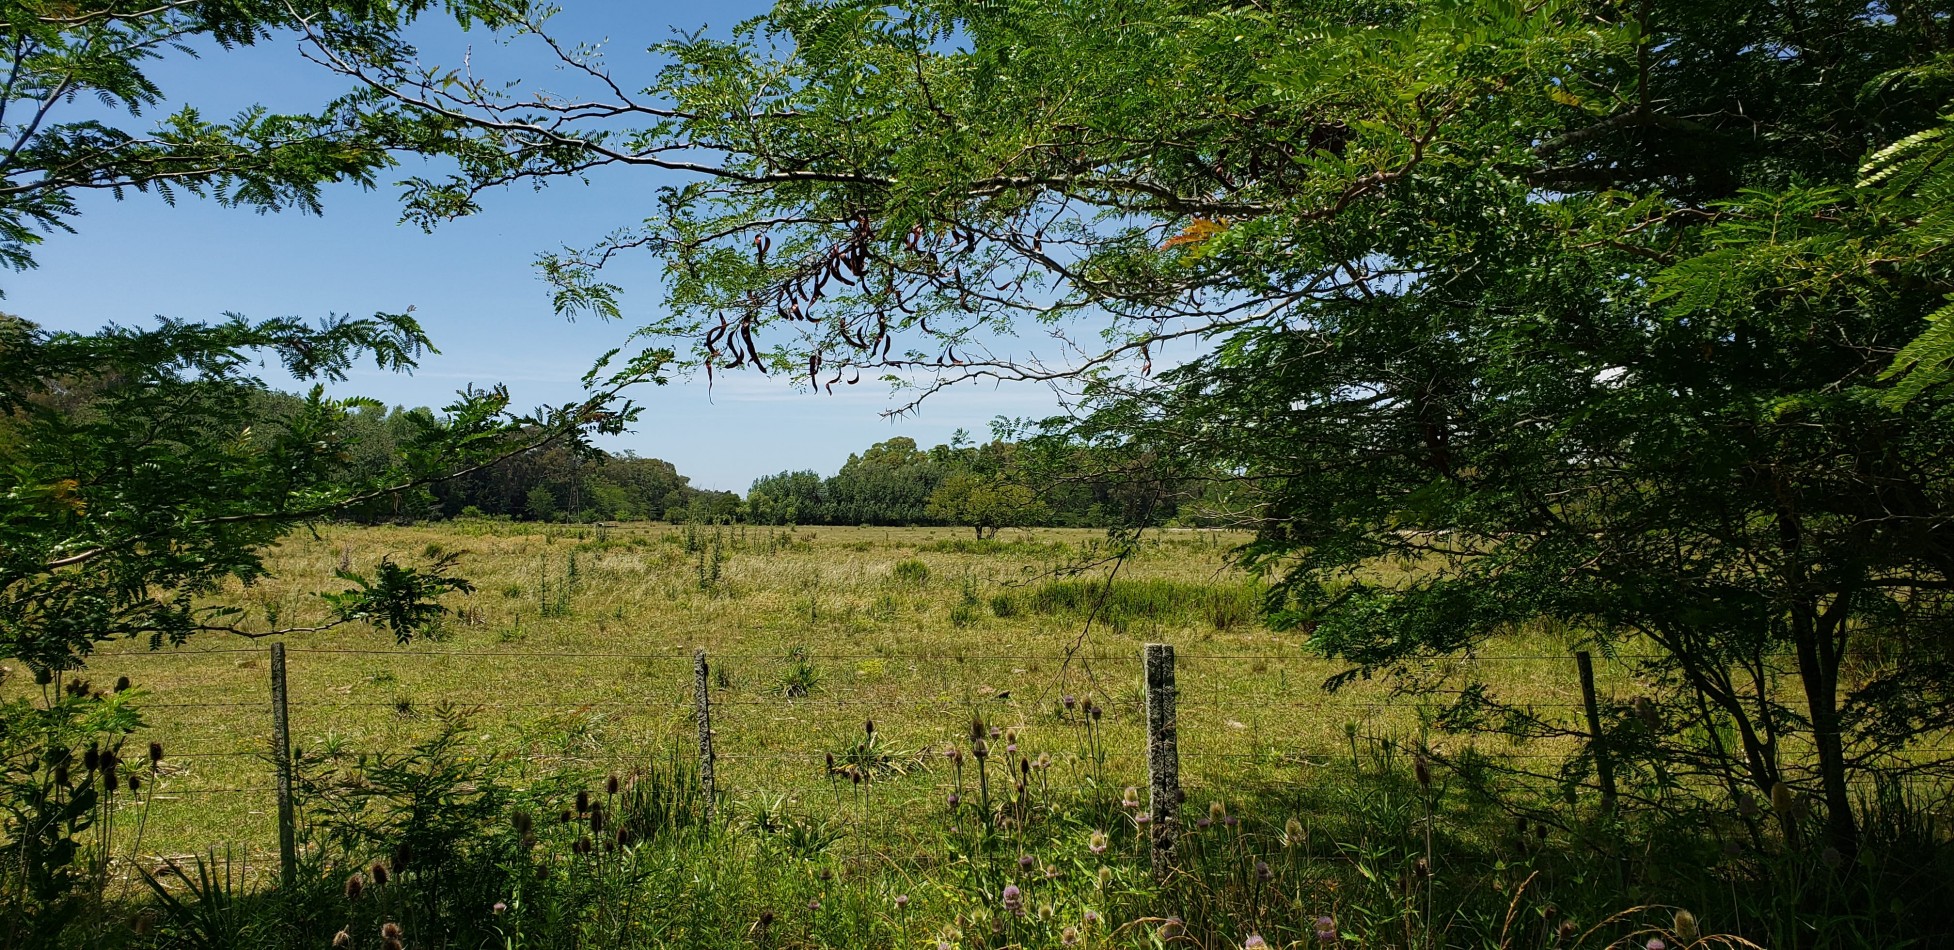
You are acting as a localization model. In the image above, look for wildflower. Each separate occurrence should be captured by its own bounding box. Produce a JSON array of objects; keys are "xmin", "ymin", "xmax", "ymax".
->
[
  {"xmin": 1210, "ymin": 801, "xmax": 1226, "ymax": 822},
  {"xmin": 1002, "ymin": 884, "xmax": 1024, "ymax": 916},
  {"xmin": 1063, "ymin": 695, "xmax": 1077, "ymax": 710},
  {"xmin": 1122, "ymin": 787, "xmax": 1142, "ymax": 809},
  {"xmin": 133, "ymin": 910, "xmax": 155, "ymax": 936},
  {"xmin": 1098, "ymin": 867, "xmax": 1113, "ymax": 889},
  {"xmin": 1558, "ymin": 921, "xmax": 1577, "ymax": 940},
  {"xmin": 1821, "ymin": 847, "xmax": 1843, "ymax": 869},
  {"xmin": 938, "ymin": 942, "xmax": 952, "ymax": 950},
  {"xmin": 493, "ymin": 901, "xmax": 508, "ymax": 915},
  {"xmin": 1223, "ymin": 814, "xmax": 1239, "ymax": 828},
  {"xmin": 809, "ymin": 900, "xmax": 821, "ymax": 912},
  {"xmin": 1161, "ymin": 917, "xmax": 1184, "ymax": 940},
  {"xmin": 1083, "ymin": 909, "xmax": 1102, "ymax": 926},
  {"xmin": 946, "ymin": 747, "xmax": 964, "ymax": 765},
  {"xmin": 1413, "ymin": 857, "xmax": 1429, "ymax": 878},
  {"xmin": 114, "ymin": 676, "xmax": 131, "ymax": 692},
  {"xmin": 1019, "ymin": 854, "xmax": 1035, "ymax": 872},
  {"xmin": 1245, "ymin": 935, "xmax": 1267, "ymax": 950},
  {"xmin": 1413, "ymin": 754, "xmax": 1431, "ymax": 789},
  {"xmin": 1315, "ymin": 916, "xmax": 1336, "ymax": 942},
  {"xmin": 149, "ymin": 742, "xmax": 164, "ymax": 764},
  {"xmin": 333, "ymin": 930, "xmax": 352, "ymax": 949},
  {"xmin": 1090, "ymin": 705, "xmax": 1102, "ymax": 721},
  {"xmin": 381, "ymin": 922, "xmax": 404, "ymax": 950},
  {"xmin": 1285, "ymin": 818, "xmax": 1306, "ymax": 848},
  {"xmin": 866, "ymin": 718, "xmax": 875, "ymax": 735},
  {"xmin": 1039, "ymin": 903, "xmax": 1055, "ymax": 920},
  {"xmin": 1062, "ymin": 926, "xmax": 1080, "ymax": 946},
  {"xmin": 1089, "ymin": 830, "xmax": 1109, "ymax": 854},
  {"xmin": 895, "ymin": 894, "xmax": 911, "ymax": 909},
  {"xmin": 948, "ymin": 792, "xmax": 962, "ymax": 807},
  {"xmin": 1646, "ymin": 940, "xmax": 1666, "ymax": 950},
  {"xmin": 127, "ymin": 774, "xmax": 141, "ymax": 793},
  {"xmin": 1195, "ymin": 818, "xmax": 1211, "ymax": 832},
  {"xmin": 345, "ymin": 873, "xmax": 364, "ymax": 900},
  {"xmin": 1770, "ymin": 782, "xmax": 1795, "ymax": 818},
  {"xmin": 607, "ymin": 774, "xmax": 619, "ymax": 795},
  {"xmin": 1044, "ymin": 864, "xmax": 1059, "ymax": 880},
  {"xmin": 576, "ymin": 790, "xmax": 590, "ymax": 814},
  {"xmin": 1673, "ymin": 910, "xmax": 1699, "ymax": 942},
  {"xmin": 1134, "ymin": 814, "xmax": 1152, "ymax": 825},
  {"xmin": 371, "ymin": 862, "xmax": 389, "ymax": 886},
  {"xmin": 1255, "ymin": 860, "xmax": 1273, "ymax": 882},
  {"xmin": 513, "ymin": 811, "xmax": 533, "ymax": 835},
  {"xmin": 1736, "ymin": 793, "xmax": 1760, "ymax": 817},
  {"xmin": 973, "ymin": 739, "xmax": 990, "ymax": 760}
]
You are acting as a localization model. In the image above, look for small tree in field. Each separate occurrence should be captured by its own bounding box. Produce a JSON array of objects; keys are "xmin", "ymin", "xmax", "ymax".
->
[{"xmin": 927, "ymin": 472, "xmax": 1045, "ymax": 540}]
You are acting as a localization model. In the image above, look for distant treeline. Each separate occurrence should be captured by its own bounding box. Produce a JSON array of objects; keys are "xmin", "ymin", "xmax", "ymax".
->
[{"xmin": 257, "ymin": 393, "xmax": 1238, "ymax": 529}]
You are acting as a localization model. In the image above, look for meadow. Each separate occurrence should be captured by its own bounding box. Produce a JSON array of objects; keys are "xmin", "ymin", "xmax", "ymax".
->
[{"xmin": 9, "ymin": 522, "xmax": 1875, "ymax": 948}]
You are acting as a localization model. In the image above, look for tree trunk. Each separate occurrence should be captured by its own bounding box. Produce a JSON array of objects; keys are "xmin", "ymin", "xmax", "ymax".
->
[
  {"xmin": 1791, "ymin": 596, "xmax": 1858, "ymax": 856},
  {"xmin": 1777, "ymin": 506, "xmax": 1858, "ymax": 856}
]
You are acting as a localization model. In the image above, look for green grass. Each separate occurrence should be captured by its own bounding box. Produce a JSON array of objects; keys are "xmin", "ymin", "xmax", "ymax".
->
[{"xmin": 10, "ymin": 523, "xmax": 1912, "ymax": 947}]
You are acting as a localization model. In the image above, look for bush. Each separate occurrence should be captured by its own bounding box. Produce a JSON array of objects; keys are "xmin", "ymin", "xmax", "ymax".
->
[{"xmin": 889, "ymin": 560, "xmax": 931, "ymax": 585}]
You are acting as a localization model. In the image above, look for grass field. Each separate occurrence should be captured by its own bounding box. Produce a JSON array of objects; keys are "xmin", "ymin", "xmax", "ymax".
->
[{"xmin": 48, "ymin": 521, "xmax": 1602, "ymax": 870}]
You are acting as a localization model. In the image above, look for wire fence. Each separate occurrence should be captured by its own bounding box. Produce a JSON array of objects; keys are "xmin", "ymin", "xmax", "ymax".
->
[{"xmin": 52, "ymin": 640, "xmax": 1952, "ymax": 868}]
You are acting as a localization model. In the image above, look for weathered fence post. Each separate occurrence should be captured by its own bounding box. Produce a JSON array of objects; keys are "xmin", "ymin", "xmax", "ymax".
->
[
  {"xmin": 269, "ymin": 642, "xmax": 297, "ymax": 889},
  {"xmin": 1575, "ymin": 650, "xmax": 1618, "ymax": 813},
  {"xmin": 1144, "ymin": 643, "xmax": 1181, "ymax": 880},
  {"xmin": 694, "ymin": 647, "xmax": 716, "ymax": 825}
]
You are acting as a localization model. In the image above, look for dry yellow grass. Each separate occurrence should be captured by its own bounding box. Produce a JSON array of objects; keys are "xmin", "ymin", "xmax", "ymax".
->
[{"xmin": 21, "ymin": 522, "xmax": 1614, "ymax": 866}]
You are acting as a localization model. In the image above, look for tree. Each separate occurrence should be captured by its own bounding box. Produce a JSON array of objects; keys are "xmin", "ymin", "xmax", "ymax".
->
[
  {"xmin": 0, "ymin": 7, "xmax": 661, "ymax": 938},
  {"xmin": 926, "ymin": 470, "xmax": 1044, "ymax": 539},
  {"xmin": 323, "ymin": 0, "xmax": 1954, "ymax": 864}
]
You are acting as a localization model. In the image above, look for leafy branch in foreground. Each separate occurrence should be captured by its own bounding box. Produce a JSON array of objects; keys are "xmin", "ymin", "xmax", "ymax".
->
[{"xmin": 0, "ymin": 311, "xmax": 669, "ymax": 672}]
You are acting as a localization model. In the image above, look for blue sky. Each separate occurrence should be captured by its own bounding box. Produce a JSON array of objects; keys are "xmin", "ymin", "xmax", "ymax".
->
[{"xmin": 0, "ymin": 3, "xmax": 1076, "ymax": 492}]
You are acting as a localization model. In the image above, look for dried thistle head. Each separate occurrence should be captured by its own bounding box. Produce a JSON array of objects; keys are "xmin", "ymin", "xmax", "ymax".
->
[
  {"xmin": 1770, "ymin": 782, "xmax": 1795, "ymax": 817},
  {"xmin": 149, "ymin": 741, "xmax": 163, "ymax": 765},
  {"xmin": 344, "ymin": 873, "xmax": 365, "ymax": 901},
  {"xmin": 1673, "ymin": 909, "xmax": 1699, "ymax": 942}
]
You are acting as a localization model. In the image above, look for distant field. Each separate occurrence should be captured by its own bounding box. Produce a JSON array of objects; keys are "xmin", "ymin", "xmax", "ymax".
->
[{"xmin": 30, "ymin": 522, "xmax": 1607, "ymax": 870}]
